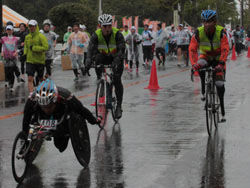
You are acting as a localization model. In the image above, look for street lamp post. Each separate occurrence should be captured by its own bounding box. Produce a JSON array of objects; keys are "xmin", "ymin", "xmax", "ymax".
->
[
  {"xmin": 240, "ymin": 0, "xmax": 243, "ymax": 27},
  {"xmin": 98, "ymin": 0, "xmax": 102, "ymax": 16}
]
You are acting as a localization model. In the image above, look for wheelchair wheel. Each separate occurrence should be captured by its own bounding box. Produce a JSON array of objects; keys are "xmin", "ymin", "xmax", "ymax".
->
[
  {"xmin": 11, "ymin": 131, "xmax": 29, "ymax": 183},
  {"xmin": 69, "ymin": 114, "xmax": 91, "ymax": 168}
]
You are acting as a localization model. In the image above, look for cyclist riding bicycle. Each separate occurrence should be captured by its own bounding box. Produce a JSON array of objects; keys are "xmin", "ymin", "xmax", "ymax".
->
[
  {"xmin": 189, "ymin": 10, "xmax": 229, "ymax": 122},
  {"xmin": 85, "ymin": 14, "xmax": 125, "ymax": 119},
  {"xmin": 22, "ymin": 79, "xmax": 101, "ymax": 152}
]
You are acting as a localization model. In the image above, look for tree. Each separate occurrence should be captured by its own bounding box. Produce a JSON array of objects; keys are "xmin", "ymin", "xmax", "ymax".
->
[
  {"xmin": 178, "ymin": 0, "xmax": 238, "ymax": 27},
  {"xmin": 101, "ymin": 0, "xmax": 172, "ymax": 27},
  {"xmin": 243, "ymin": 0, "xmax": 250, "ymax": 30},
  {"xmin": 3, "ymin": 0, "xmax": 79, "ymax": 25},
  {"xmin": 48, "ymin": 2, "xmax": 97, "ymax": 42}
]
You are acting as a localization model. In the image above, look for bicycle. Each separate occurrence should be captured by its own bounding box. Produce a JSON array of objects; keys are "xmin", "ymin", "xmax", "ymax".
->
[
  {"xmin": 191, "ymin": 66, "xmax": 220, "ymax": 136},
  {"xmin": 11, "ymin": 112, "xmax": 90, "ymax": 183},
  {"xmin": 92, "ymin": 64, "xmax": 118, "ymax": 129}
]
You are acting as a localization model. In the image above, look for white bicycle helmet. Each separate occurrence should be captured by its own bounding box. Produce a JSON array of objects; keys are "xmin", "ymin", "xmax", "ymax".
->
[{"xmin": 98, "ymin": 14, "xmax": 112, "ymax": 26}]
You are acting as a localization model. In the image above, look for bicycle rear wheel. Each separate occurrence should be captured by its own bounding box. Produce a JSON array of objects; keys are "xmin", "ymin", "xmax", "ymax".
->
[
  {"xmin": 206, "ymin": 91, "xmax": 213, "ymax": 136},
  {"xmin": 11, "ymin": 131, "xmax": 28, "ymax": 183},
  {"xmin": 96, "ymin": 79, "xmax": 108, "ymax": 129},
  {"xmin": 69, "ymin": 114, "xmax": 91, "ymax": 168}
]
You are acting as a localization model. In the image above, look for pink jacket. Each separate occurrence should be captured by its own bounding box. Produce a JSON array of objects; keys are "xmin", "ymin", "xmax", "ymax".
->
[{"xmin": 1, "ymin": 36, "xmax": 19, "ymax": 59}]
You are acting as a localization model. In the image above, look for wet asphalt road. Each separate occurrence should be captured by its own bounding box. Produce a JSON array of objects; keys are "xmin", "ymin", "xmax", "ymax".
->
[{"xmin": 1, "ymin": 53, "xmax": 250, "ymax": 188}]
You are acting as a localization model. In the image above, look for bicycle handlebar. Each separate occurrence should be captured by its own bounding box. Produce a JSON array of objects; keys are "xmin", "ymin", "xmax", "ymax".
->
[
  {"xmin": 199, "ymin": 67, "xmax": 216, "ymax": 72},
  {"xmin": 191, "ymin": 66, "xmax": 217, "ymax": 82},
  {"xmin": 86, "ymin": 64, "xmax": 114, "ymax": 77}
]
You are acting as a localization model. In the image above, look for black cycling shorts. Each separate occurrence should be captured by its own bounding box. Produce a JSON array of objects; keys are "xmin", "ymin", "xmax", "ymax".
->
[{"xmin": 26, "ymin": 62, "xmax": 44, "ymax": 78}]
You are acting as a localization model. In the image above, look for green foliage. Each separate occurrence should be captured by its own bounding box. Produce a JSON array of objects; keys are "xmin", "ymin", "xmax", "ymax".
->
[
  {"xmin": 244, "ymin": 0, "xmax": 250, "ymax": 30},
  {"xmin": 48, "ymin": 2, "xmax": 97, "ymax": 42},
  {"xmin": 177, "ymin": 0, "xmax": 238, "ymax": 28},
  {"xmin": 102, "ymin": 0, "xmax": 172, "ymax": 27}
]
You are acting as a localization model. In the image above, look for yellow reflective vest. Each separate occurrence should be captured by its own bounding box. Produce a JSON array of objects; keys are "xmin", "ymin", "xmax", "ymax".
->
[
  {"xmin": 198, "ymin": 25, "xmax": 224, "ymax": 60},
  {"xmin": 95, "ymin": 27, "xmax": 119, "ymax": 54}
]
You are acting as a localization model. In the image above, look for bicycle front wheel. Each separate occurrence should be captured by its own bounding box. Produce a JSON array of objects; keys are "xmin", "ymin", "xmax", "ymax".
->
[
  {"xmin": 110, "ymin": 84, "xmax": 118, "ymax": 123},
  {"xmin": 213, "ymin": 88, "xmax": 220, "ymax": 128},
  {"xmin": 206, "ymin": 92, "xmax": 213, "ymax": 136},
  {"xmin": 96, "ymin": 79, "xmax": 108, "ymax": 129},
  {"xmin": 11, "ymin": 131, "xmax": 29, "ymax": 183}
]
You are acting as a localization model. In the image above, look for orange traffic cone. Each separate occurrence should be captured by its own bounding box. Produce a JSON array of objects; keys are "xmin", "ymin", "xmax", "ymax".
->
[
  {"xmin": 231, "ymin": 45, "xmax": 237, "ymax": 61},
  {"xmin": 247, "ymin": 46, "xmax": 250, "ymax": 58},
  {"xmin": 145, "ymin": 60, "xmax": 162, "ymax": 90}
]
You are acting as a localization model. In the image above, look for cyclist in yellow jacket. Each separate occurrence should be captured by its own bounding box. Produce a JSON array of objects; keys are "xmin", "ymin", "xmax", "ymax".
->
[
  {"xmin": 189, "ymin": 10, "xmax": 229, "ymax": 122},
  {"xmin": 85, "ymin": 14, "xmax": 125, "ymax": 119}
]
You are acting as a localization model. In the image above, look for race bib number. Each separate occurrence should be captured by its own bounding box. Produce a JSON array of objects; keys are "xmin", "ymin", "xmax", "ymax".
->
[{"xmin": 40, "ymin": 119, "xmax": 58, "ymax": 130}]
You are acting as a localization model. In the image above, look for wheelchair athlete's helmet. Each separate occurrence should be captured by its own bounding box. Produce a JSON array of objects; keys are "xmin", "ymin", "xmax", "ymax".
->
[
  {"xmin": 98, "ymin": 14, "xmax": 112, "ymax": 26},
  {"xmin": 36, "ymin": 79, "xmax": 58, "ymax": 106},
  {"xmin": 201, "ymin": 10, "xmax": 216, "ymax": 21}
]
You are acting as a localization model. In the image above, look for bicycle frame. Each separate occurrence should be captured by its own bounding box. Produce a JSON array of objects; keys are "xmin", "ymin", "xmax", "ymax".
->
[
  {"xmin": 101, "ymin": 66, "xmax": 113, "ymax": 85},
  {"xmin": 204, "ymin": 67, "xmax": 215, "ymax": 92},
  {"xmin": 201, "ymin": 66, "xmax": 220, "ymax": 136},
  {"xmin": 98, "ymin": 64, "xmax": 114, "ymax": 106},
  {"xmin": 94, "ymin": 64, "xmax": 118, "ymax": 127}
]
